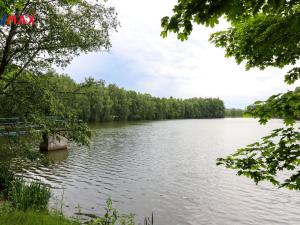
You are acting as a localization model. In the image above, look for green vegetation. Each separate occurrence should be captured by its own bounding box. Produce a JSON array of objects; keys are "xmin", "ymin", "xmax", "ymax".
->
[
  {"xmin": 86, "ymin": 198, "xmax": 154, "ymax": 225},
  {"xmin": 0, "ymin": 171, "xmax": 153, "ymax": 225},
  {"xmin": 2, "ymin": 0, "xmax": 298, "ymax": 224},
  {"xmin": 225, "ymin": 108, "xmax": 244, "ymax": 118},
  {"xmin": 0, "ymin": 166, "xmax": 50, "ymax": 211},
  {"xmin": 0, "ymin": 166, "xmax": 152, "ymax": 225},
  {"xmin": 55, "ymin": 73, "xmax": 225, "ymax": 121},
  {"xmin": 0, "ymin": 0, "xmax": 119, "ymax": 158},
  {"xmin": 8, "ymin": 178, "xmax": 50, "ymax": 211},
  {"xmin": 0, "ymin": 166, "xmax": 14, "ymax": 199},
  {"xmin": 0, "ymin": 70, "xmax": 225, "ymax": 163},
  {"xmin": 0, "ymin": 211, "xmax": 80, "ymax": 225},
  {"xmin": 0, "ymin": 201, "xmax": 153, "ymax": 225},
  {"xmin": 0, "ymin": 71, "xmax": 225, "ymax": 124},
  {"xmin": 0, "ymin": 0, "xmax": 225, "ymax": 158},
  {"xmin": 0, "ymin": 0, "xmax": 118, "ymax": 81},
  {"xmin": 0, "ymin": 1, "xmax": 225, "ymax": 221},
  {"xmin": 163, "ymin": 0, "xmax": 300, "ymax": 189}
]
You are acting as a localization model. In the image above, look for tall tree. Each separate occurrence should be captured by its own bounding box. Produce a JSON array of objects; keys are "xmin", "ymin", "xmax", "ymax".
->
[
  {"xmin": 0, "ymin": 0, "xmax": 118, "ymax": 88},
  {"xmin": 0, "ymin": 0, "xmax": 118, "ymax": 160},
  {"xmin": 162, "ymin": 0, "xmax": 300, "ymax": 189}
]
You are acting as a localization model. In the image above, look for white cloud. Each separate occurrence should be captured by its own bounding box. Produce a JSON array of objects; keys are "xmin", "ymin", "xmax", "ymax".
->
[{"xmin": 63, "ymin": 0, "xmax": 299, "ymax": 108}]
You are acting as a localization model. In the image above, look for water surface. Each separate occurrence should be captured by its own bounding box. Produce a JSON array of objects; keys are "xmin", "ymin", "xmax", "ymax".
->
[{"xmin": 24, "ymin": 119, "xmax": 300, "ymax": 225}]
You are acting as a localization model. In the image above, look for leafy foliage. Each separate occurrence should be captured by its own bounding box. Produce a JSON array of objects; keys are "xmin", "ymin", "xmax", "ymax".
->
[
  {"xmin": 217, "ymin": 127, "xmax": 300, "ymax": 190},
  {"xmin": 161, "ymin": 0, "xmax": 299, "ymax": 41},
  {"xmin": 162, "ymin": 0, "xmax": 300, "ymax": 189},
  {"xmin": 245, "ymin": 88, "xmax": 300, "ymax": 126},
  {"xmin": 0, "ymin": 71, "xmax": 225, "ymax": 123},
  {"xmin": 0, "ymin": 71, "xmax": 224, "ymax": 164},
  {"xmin": 39, "ymin": 72, "xmax": 226, "ymax": 122},
  {"xmin": 285, "ymin": 67, "xmax": 300, "ymax": 85},
  {"xmin": 0, "ymin": 71, "xmax": 92, "ymax": 163},
  {"xmin": 0, "ymin": 0, "xmax": 118, "ymax": 83},
  {"xmin": 0, "ymin": 69, "xmax": 224, "ymax": 164},
  {"xmin": 0, "ymin": 0, "xmax": 117, "ymax": 161},
  {"xmin": 219, "ymin": 87, "xmax": 300, "ymax": 189}
]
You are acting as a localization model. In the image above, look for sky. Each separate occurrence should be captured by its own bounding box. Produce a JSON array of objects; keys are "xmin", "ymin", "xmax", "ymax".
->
[{"xmin": 61, "ymin": 0, "xmax": 299, "ymax": 108}]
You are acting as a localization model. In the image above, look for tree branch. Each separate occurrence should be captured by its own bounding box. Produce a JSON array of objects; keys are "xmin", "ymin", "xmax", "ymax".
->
[{"xmin": 3, "ymin": 49, "xmax": 41, "ymax": 90}]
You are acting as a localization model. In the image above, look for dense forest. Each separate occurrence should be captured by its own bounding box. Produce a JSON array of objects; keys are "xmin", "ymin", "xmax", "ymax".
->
[
  {"xmin": 0, "ymin": 72, "xmax": 225, "ymax": 123},
  {"xmin": 225, "ymin": 108, "xmax": 244, "ymax": 118}
]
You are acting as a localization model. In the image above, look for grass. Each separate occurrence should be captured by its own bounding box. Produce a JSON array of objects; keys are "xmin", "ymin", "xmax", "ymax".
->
[
  {"xmin": 0, "ymin": 211, "xmax": 80, "ymax": 225},
  {"xmin": 0, "ymin": 199, "xmax": 154, "ymax": 225},
  {"xmin": 9, "ymin": 178, "xmax": 51, "ymax": 211},
  {"xmin": 0, "ymin": 166, "xmax": 14, "ymax": 199},
  {"xmin": 0, "ymin": 165, "xmax": 51, "ymax": 211}
]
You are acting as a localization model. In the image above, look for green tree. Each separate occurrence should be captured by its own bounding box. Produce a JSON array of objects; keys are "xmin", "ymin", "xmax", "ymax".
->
[
  {"xmin": 0, "ymin": 0, "xmax": 118, "ymax": 159},
  {"xmin": 0, "ymin": 71, "xmax": 91, "ymax": 163},
  {"xmin": 225, "ymin": 108, "xmax": 244, "ymax": 118},
  {"xmin": 108, "ymin": 84, "xmax": 130, "ymax": 121},
  {"xmin": 162, "ymin": 0, "xmax": 300, "ymax": 189},
  {"xmin": 79, "ymin": 78, "xmax": 107, "ymax": 122},
  {"xmin": 0, "ymin": 0, "xmax": 118, "ymax": 87}
]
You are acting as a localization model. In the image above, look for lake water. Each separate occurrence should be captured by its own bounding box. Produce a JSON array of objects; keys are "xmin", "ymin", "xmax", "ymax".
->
[{"xmin": 23, "ymin": 119, "xmax": 299, "ymax": 225}]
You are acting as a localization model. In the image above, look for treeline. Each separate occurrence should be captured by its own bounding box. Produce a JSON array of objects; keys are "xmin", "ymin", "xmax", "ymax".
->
[
  {"xmin": 54, "ymin": 74, "xmax": 225, "ymax": 121},
  {"xmin": 0, "ymin": 72, "xmax": 225, "ymax": 122},
  {"xmin": 225, "ymin": 108, "xmax": 244, "ymax": 118}
]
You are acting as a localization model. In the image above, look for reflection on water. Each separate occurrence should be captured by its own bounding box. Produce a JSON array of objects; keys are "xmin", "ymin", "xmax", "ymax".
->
[
  {"xmin": 19, "ymin": 119, "xmax": 300, "ymax": 225},
  {"xmin": 48, "ymin": 149, "xmax": 69, "ymax": 163}
]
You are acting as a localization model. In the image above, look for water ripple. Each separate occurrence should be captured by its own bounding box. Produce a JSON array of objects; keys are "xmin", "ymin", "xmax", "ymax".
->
[{"xmin": 22, "ymin": 119, "xmax": 299, "ymax": 225}]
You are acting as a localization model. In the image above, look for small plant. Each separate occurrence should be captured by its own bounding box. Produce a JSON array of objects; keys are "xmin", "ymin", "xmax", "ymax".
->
[
  {"xmin": 89, "ymin": 198, "xmax": 119, "ymax": 225},
  {"xmin": 8, "ymin": 178, "xmax": 51, "ymax": 211},
  {"xmin": 88, "ymin": 198, "xmax": 153, "ymax": 225}
]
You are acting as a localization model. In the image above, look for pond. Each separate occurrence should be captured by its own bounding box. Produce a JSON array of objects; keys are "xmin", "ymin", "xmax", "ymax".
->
[{"xmin": 23, "ymin": 119, "xmax": 300, "ymax": 225}]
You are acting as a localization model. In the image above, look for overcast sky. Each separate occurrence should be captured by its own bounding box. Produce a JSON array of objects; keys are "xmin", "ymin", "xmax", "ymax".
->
[{"xmin": 62, "ymin": 0, "xmax": 298, "ymax": 108}]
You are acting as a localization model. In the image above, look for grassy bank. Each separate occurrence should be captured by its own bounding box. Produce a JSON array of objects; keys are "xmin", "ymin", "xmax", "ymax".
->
[
  {"xmin": 0, "ymin": 166, "xmax": 76, "ymax": 225},
  {"xmin": 0, "ymin": 166, "xmax": 153, "ymax": 225},
  {"xmin": 0, "ymin": 211, "xmax": 80, "ymax": 225}
]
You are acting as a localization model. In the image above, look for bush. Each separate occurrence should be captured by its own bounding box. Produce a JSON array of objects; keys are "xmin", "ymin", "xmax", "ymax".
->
[{"xmin": 8, "ymin": 178, "xmax": 51, "ymax": 211}]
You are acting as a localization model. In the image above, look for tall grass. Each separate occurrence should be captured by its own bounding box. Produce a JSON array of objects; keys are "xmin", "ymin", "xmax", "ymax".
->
[
  {"xmin": 8, "ymin": 178, "xmax": 51, "ymax": 211},
  {"xmin": 0, "ymin": 166, "xmax": 14, "ymax": 199},
  {"xmin": 0, "ymin": 166, "xmax": 51, "ymax": 211}
]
